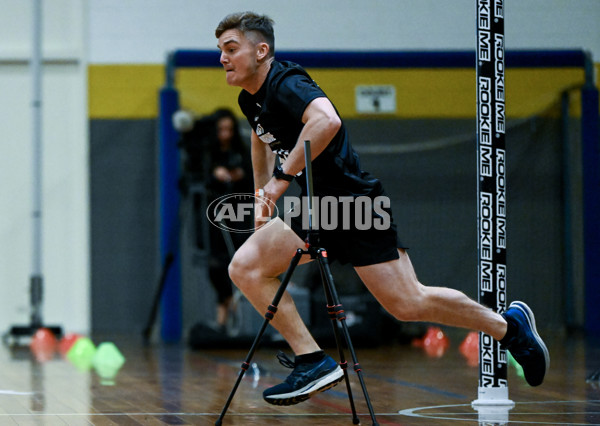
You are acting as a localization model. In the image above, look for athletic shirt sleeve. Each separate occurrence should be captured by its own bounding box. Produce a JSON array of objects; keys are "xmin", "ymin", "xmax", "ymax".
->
[
  {"xmin": 239, "ymin": 61, "xmax": 331, "ymax": 153},
  {"xmin": 274, "ymin": 73, "xmax": 327, "ymax": 124}
]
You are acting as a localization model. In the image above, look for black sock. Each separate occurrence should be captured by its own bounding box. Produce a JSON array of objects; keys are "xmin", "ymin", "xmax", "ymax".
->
[
  {"xmin": 499, "ymin": 314, "xmax": 518, "ymax": 347},
  {"xmin": 295, "ymin": 350, "xmax": 325, "ymax": 365}
]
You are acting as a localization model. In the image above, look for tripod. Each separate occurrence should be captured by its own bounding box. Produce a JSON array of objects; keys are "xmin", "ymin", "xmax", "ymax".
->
[{"xmin": 216, "ymin": 141, "xmax": 378, "ymax": 425}]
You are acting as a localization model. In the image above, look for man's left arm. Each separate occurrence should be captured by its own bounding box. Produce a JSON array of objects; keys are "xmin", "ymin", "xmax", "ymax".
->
[{"xmin": 261, "ymin": 97, "xmax": 341, "ymax": 201}]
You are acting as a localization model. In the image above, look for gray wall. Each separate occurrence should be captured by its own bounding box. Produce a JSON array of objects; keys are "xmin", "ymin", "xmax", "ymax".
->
[
  {"xmin": 90, "ymin": 120, "xmax": 158, "ymax": 334},
  {"xmin": 88, "ymin": 112, "xmax": 568, "ymax": 336},
  {"xmin": 349, "ymin": 117, "xmax": 565, "ymax": 324}
]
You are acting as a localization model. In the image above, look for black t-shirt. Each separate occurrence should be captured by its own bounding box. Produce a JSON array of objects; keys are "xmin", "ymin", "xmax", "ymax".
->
[{"xmin": 238, "ymin": 60, "xmax": 383, "ymax": 198}]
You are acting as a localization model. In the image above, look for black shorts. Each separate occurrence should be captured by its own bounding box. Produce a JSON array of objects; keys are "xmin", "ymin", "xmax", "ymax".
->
[
  {"xmin": 290, "ymin": 219, "xmax": 403, "ymax": 266},
  {"xmin": 286, "ymin": 199, "xmax": 406, "ymax": 267}
]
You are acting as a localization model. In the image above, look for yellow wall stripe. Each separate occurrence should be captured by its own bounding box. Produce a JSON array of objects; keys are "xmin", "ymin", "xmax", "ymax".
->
[
  {"xmin": 88, "ymin": 65, "xmax": 164, "ymax": 119},
  {"xmin": 89, "ymin": 64, "xmax": 594, "ymax": 120}
]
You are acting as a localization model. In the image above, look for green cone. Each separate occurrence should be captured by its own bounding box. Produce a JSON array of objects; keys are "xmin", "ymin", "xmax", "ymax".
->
[
  {"xmin": 66, "ymin": 337, "xmax": 96, "ymax": 371},
  {"xmin": 92, "ymin": 342, "xmax": 126, "ymax": 383}
]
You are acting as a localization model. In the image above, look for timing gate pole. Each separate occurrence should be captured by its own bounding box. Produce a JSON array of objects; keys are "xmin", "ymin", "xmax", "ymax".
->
[{"xmin": 472, "ymin": 0, "xmax": 514, "ymax": 423}]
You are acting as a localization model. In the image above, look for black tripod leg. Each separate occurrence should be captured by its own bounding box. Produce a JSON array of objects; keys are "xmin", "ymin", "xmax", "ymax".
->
[
  {"xmin": 216, "ymin": 248, "xmax": 304, "ymax": 426},
  {"xmin": 316, "ymin": 256, "xmax": 360, "ymax": 425},
  {"xmin": 318, "ymin": 250, "xmax": 379, "ymax": 426},
  {"xmin": 142, "ymin": 253, "xmax": 174, "ymax": 343}
]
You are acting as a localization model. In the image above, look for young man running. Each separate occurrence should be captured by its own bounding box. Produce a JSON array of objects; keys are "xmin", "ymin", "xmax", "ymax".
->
[{"xmin": 215, "ymin": 11, "xmax": 549, "ymax": 406}]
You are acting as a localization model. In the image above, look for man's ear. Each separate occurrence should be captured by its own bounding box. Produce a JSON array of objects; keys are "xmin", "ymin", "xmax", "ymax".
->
[{"xmin": 256, "ymin": 42, "xmax": 270, "ymax": 62}]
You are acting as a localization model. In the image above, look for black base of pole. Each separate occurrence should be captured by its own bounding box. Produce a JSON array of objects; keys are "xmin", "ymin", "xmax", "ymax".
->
[{"xmin": 3, "ymin": 325, "xmax": 63, "ymax": 346}]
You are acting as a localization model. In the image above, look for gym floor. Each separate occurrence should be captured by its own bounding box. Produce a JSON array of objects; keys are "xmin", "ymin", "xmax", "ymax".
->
[{"xmin": 1, "ymin": 330, "xmax": 599, "ymax": 425}]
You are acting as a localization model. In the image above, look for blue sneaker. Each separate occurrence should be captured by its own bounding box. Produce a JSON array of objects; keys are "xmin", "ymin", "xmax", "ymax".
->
[
  {"xmin": 502, "ymin": 301, "xmax": 550, "ymax": 386},
  {"xmin": 263, "ymin": 352, "xmax": 344, "ymax": 406}
]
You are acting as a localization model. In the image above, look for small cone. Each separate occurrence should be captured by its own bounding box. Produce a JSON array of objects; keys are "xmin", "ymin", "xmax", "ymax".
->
[
  {"xmin": 66, "ymin": 337, "xmax": 96, "ymax": 371},
  {"xmin": 459, "ymin": 331, "xmax": 479, "ymax": 367},
  {"xmin": 30, "ymin": 328, "xmax": 58, "ymax": 362},
  {"xmin": 508, "ymin": 351, "xmax": 525, "ymax": 379},
  {"xmin": 92, "ymin": 342, "xmax": 126, "ymax": 384},
  {"xmin": 422, "ymin": 326, "xmax": 450, "ymax": 358}
]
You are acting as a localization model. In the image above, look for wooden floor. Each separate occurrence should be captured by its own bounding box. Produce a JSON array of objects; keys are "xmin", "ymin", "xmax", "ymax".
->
[{"xmin": 1, "ymin": 329, "xmax": 599, "ymax": 425}]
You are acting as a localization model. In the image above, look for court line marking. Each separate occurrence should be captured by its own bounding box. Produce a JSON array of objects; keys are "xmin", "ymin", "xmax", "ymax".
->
[
  {"xmin": 202, "ymin": 353, "xmax": 467, "ymax": 400},
  {"xmin": 366, "ymin": 372, "xmax": 467, "ymax": 399},
  {"xmin": 2, "ymin": 400, "xmax": 599, "ymax": 418},
  {"xmin": 198, "ymin": 353, "xmax": 600, "ymax": 424},
  {"xmin": 0, "ymin": 412, "xmax": 403, "ymax": 417},
  {"xmin": 398, "ymin": 400, "xmax": 600, "ymax": 425},
  {"xmin": 0, "ymin": 390, "xmax": 35, "ymax": 396}
]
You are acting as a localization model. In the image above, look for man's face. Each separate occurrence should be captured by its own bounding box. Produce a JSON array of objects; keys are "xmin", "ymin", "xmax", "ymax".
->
[{"xmin": 217, "ymin": 29, "xmax": 259, "ymax": 89}]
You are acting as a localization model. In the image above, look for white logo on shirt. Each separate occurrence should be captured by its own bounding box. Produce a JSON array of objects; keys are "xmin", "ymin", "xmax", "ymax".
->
[
  {"xmin": 275, "ymin": 149, "xmax": 290, "ymax": 161},
  {"xmin": 256, "ymin": 123, "xmax": 276, "ymax": 144}
]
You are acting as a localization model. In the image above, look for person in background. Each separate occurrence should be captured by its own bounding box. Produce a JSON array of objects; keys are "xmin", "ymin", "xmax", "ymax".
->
[{"xmin": 204, "ymin": 108, "xmax": 252, "ymax": 331}]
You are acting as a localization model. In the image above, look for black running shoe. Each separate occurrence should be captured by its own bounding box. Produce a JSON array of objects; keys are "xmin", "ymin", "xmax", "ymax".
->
[
  {"xmin": 263, "ymin": 352, "xmax": 344, "ymax": 406},
  {"xmin": 502, "ymin": 301, "xmax": 550, "ymax": 386}
]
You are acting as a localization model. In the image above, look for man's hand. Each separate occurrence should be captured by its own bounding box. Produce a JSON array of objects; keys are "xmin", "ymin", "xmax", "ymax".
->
[{"xmin": 254, "ymin": 177, "xmax": 290, "ymax": 230}]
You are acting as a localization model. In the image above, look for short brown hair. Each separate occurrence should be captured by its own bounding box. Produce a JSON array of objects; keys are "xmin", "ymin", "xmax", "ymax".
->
[{"xmin": 215, "ymin": 12, "xmax": 275, "ymax": 57}]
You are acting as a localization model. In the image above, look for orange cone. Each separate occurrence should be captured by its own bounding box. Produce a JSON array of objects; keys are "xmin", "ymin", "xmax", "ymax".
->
[
  {"xmin": 459, "ymin": 331, "xmax": 479, "ymax": 367},
  {"xmin": 58, "ymin": 333, "xmax": 82, "ymax": 357},
  {"xmin": 421, "ymin": 326, "xmax": 450, "ymax": 358},
  {"xmin": 30, "ymin": 328, "xmax": 58, "ymax": 362}
]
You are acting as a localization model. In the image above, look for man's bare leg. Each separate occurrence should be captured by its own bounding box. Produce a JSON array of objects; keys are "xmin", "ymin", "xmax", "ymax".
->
[
  {"xmin": 228, "ymin": 217, "xmax": 320, "ymax": 355},
  {"xmin": 228, "ymin": 217, "xmax": 345, "ymax": 405},
  {"xmin": 354, "ymin": 249, "xmax": 549, "ymax": 386},
  {"xmin": 354, "ymin": 249, "xmax": 508, "ymax": 340}
]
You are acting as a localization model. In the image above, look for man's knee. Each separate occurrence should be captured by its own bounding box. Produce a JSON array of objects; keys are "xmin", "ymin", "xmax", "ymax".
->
[
  {"xmin": 228, "ymin": 250, "xmax": 249, "ymax": 284},
  {"xmin": 228, "ymin": 247, "xmax": 264, "ymax": 290}
]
